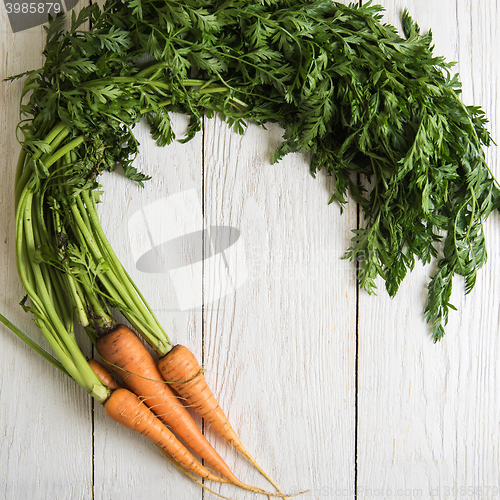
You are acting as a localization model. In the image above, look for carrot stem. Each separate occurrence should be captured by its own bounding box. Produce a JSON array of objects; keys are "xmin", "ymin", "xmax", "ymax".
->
[
  {"xmin": 32, "ymin": 189, "xmax": 74, "ymax": 335},
  {"xmin": 14, "ymin": 170, "xmax": 110, "ymax": 403},
  {"xmin": 57, "ymin": 175, "xmax": 172, "ymax": 352},
  {"xmin": 0, "ymin": 312, "xmax": 69, "ymax": 375},
  {"xmin": 14, "ymin": 147, "xmax": 27, "ymax": 197},
  {"xmin": 53, "ymin": 206, "xmax": 89, "ymax": 328},
  {"xmin": 82, "ymin": 190, "xmax": 172, "ymax": 352},
  {"xmin": 14, "ymin": 121, "xmax": 67, "ymax": 206},
  {"xmin": 43, "ymin": 135, "xmax": 84, "ymax": 169}
]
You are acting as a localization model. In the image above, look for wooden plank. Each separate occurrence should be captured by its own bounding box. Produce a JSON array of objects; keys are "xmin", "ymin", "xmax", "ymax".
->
[
  {"xmin": 93, "ymin": 117, "xmax": 205, "ymax": 499},
  {"xmin": 202, "ymin": 112, "xmax": 358, "ymax": 496},
  {"xmin": 0, "ymin": 5, "xmax": 94, "ymax": 499},
  {"xmin": 357, "ymin": 0, "xmax": 500, "ymax": 494}
]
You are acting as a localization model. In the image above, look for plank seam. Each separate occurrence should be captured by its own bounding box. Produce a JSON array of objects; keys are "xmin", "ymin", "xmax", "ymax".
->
[
  {"xmin": 355, "ymin": 3, "xmax": 362, "ymax": 495},
  {"xmin": 201, "ymin": 112, "xmax": 206, "ymax": 500}
]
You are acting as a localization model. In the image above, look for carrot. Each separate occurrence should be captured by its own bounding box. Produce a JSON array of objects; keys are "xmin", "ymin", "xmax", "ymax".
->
[
  {"xmin": 88, "ymin": 358, "xmax": 228, "ymax": 482},
  {"xmin": 158, "ymin": 344, "xmax": 282, "ymax": 493},
  {"xmin": 89, "ymin": 357, "xmax": 281, "ymax": 498},
  {"xmin": 96, "ymin": 324, "xmax": 244, "ymax": 486},
  {"xmin": 88, "ymin": 358, "xmax": 120, "ymax": 389},
  {"xmin": 105, "ymin": 387, "xmax": 236, "ymax": 482}
]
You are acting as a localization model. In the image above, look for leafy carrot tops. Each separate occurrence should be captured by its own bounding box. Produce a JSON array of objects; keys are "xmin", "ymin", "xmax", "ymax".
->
[{"xmin": 10, "ymin": 0, "xmax": 498, "ymax": 341}]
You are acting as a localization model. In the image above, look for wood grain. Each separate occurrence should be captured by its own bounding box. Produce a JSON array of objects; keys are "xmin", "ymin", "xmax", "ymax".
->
[
  {"xmin": 0, "ymin": 0, "xmax": 499, "ymax": 498},
  {"xmin": 357, "ymin": 1, "xmax": 500, "ymax": 496},
  {"xmin": 0, "ymin": 6, "xmax": 94, "ymax": 500},
  {"xmin": 202, "ymin": 116, "xmax": 357, "ymax": 498}
]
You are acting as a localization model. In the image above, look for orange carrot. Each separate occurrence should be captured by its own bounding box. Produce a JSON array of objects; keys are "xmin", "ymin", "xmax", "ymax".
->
[
  {"xmin": 88, "ymin": 355, "xmax": 280, "ymax": 498},
  {"xmin": 96, "ymin": 325, "xmax": 243, "ymax": 486},
  {"xmin": 104, "ymin": 387, "xmax": 235, "ymax": 482},
  {"xmin": 88, "ymin": 358, "xmax": 228, "ymax": 482},
  {"xmin": 88, "ymin": 358, "xmax": 120, "ymax": 389},
  {"xmin": 158, "ymin": 344, "xmax": 282, "ymax": 493}
]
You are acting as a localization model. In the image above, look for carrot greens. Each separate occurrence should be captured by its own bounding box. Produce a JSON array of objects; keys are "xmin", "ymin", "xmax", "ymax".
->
[{"xmin": 7, "ymin": 0, "xmax": 497, "ymax": 345}]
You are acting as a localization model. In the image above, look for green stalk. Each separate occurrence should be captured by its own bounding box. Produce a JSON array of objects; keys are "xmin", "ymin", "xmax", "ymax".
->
[
  {"xmin": 82, "ymin": 190, "xmax": 172, "ymax": 353},
  {"xmin": 140, "ymin": 100, "xmax": 171, "ymax": 115},
  {"xmin": 0, "ymin": 312, "xmax": 69, "ymax": 375},
  {"xmin": 14, "ymin": 155, "xmax": 33, "ymax": 208},
  {"xmin": 56, "ymin": 157, "xmax": 91, "ymax": 327},
  {"xmin": 82, "ymin": 75, "xmax": 212, "ymax": 88},
  {"xmin": 53, "ymin": 205, "xmax": 89, "ymax": 328},
  {"xmin": 24, "ymin": 192, "xmax": 69, "ymax": 336},
  {"xmin": 68, "ymin": 276, "xmax": 90, "ymax": 328},
  {"xmin": 75, "ymin": 194, "xmax": 93, "ymax": 231},
  {"xmin": 80, "ymin": 277, "xmax": 112, "ymax": 325},
  {"xmin": 197, "ymin": 86, "xmax": 230, "ymax": 94},
  {"xmin": 15, "ymin": 122, "xmax": 70, "ymax": 206},
  {"xmin": 30, "ymin": 192, "xmax": 67, "ymax": 326},
  {"xmin": 68, "ymin": 192, "xmax": 171, "ymax": 354},
  {"xmin": 43, "ymin": 135, "xmax": 85, "ymax": 169},
  {"xmin": 47, "ymin": 264, "xmax": 75, "ymax": 334},
  {"xmin": 18, "ymin": 190, "xmax": 79, "ymax": 377},
  {"xmin": 16, "ymin": 188, "xmax": 49, "ymax": 318},
  {"xmin": 35, "ymin": 188, "xmax": 75, "ymax": 334},
  {"xmin": 16, "ymin": 179, "xmax": 110, "ymax": 402},
  {"xmin": 66, "ymin": 207, "xmax": 128, "ymax": 312},
  {"xmin": 86, "ymin": 191, "xmax": 171, "ymax": 340},
  {"xmin": 135, "ymin": 61, "xmax": 172, "ymax": 78},
  {"xmin": 67, "ymin": 212, "xmax": 159, "ymax": 342},
  {"xmin": 14, "ymin": 148, "xmax": 27, "ymax": 193},
  {"xmin": 69, "ymin": 198, "xmax": 133, "ymax": 303}
]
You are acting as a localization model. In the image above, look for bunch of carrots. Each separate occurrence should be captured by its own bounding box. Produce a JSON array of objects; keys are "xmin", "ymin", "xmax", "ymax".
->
[
  {"xmin": 5, "ymin": 123, "xmax": 285, "ymax": 498},
  {"xmin": 0, "ymin": 3, "xmax": 289, "ymax": 499}
]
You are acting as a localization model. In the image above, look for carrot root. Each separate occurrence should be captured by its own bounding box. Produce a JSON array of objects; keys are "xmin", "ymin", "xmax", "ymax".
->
[
  {"xmin": 158, "ymin": 447, "xmax": 297, "ymax": 500},
  {"xmin": 96, "ymin": 325, "xmax": 256, "ymax": 489},
  {"xmin": 156, "ymin": 447, "xmax": 238, "ymax": 500},
  {"xmin": 88, "ymin": 360, "xmax": 217, "ymax": 481},
  {"xmin": 158, "ymin": 344, "xmax": 284, "ymax": 494},
  {"xmin": 104, "ymin": 387, "xmax": 228, "ymax": 480},
  {"xmin": 88, "ymin": 358, "xmax": 120, "ymax": 389},
  {"xmin": 89, "ymin": 357, "xmax": 281, "ymax": 497}
]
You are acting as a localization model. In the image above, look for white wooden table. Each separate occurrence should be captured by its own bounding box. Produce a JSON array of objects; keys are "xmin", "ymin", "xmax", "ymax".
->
[{"xmin": 1, "ymin": 1, "xmax": 499, "ymax": 499}]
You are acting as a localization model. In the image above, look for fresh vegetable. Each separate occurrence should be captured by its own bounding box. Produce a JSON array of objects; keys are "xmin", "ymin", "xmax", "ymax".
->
[
  {"xmin": 88, "ymin": 359, "xmax": 278, "ymax": 495},
  {"xmin": 15, "ymin": 163, "xmax": 112, "ymax": 403},
  {"xmin": 1, "ymin": 0, "xmax": 498, "ymax": 496},
  {"xmin": 88, "ymin": 358, "xmax": 120, "ymax": 389},
  {"xmin": 159, "ymin": 344, "xmax": 282, "ymax": 492},
  {"xmin": 97, "ymin": 324, "xmax": 246, "ymax": 485},
  {"xmin": 10, "ymin": 84, "xmax": 277, "ymax": 498},
  {"xmin": 101, "ymin": 386, "xmax": 235, "ymax": 484},
  {"xmin": 11, "ymin": 87, "xmax": 281, "ymax": 491},
  {"xmin": 9, "ymin": 0, "xmax": 498, "ymax": 341}
]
